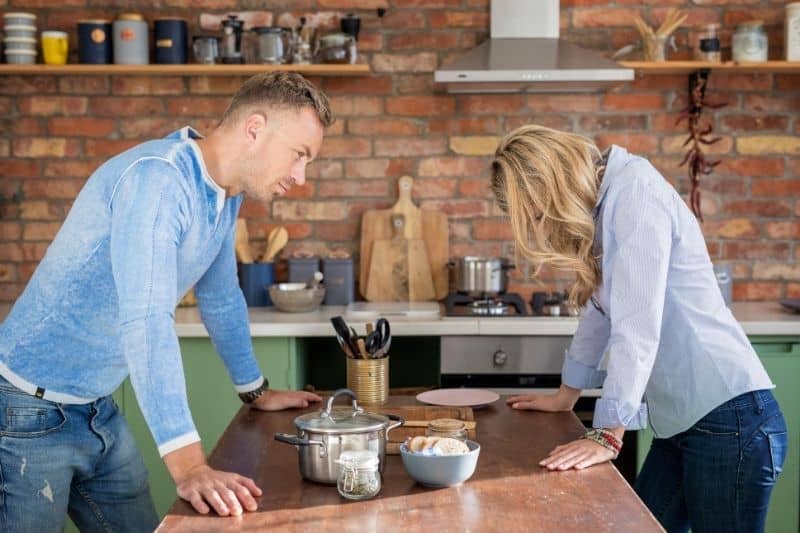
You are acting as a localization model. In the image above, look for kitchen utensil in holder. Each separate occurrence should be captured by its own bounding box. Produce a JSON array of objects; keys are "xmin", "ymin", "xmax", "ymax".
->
[{"xmin": 347, "ymin": 356, "xmax": 389, "ymax": 406}]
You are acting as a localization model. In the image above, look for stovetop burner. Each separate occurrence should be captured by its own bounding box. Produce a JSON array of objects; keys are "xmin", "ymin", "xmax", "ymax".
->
[
  {"xmin": 469, "ymin": 299, "xmax": 508, "ymax": 316},
  {"xmin": 444, "ymin": 292, "xmax": 529, "ymax": 316}
]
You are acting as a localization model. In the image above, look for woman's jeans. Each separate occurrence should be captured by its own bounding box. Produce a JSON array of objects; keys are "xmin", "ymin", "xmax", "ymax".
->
[
  {"xmin": 635, "ymin": 389, "xmax": 787, "ymax": 533},
  {"xmin": 0, "ymin": 374, "xmax": 158, "ymax": 532}
]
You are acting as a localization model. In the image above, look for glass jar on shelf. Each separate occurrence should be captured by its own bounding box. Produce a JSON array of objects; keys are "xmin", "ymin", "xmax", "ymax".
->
[
  {"xmin": 427, "ymin": 418, "xmax": 468, "ymax": 441},
  {"xmin": 693, "ymin": 23, "xmax": 722, "ymax": 62},
  {"xmin": 732, "ymin": 20, "xmax": 768, "ymax": 62},
  {"xmin": 336, "ymin": 450, "xmax": 381, "ymax": 501}
]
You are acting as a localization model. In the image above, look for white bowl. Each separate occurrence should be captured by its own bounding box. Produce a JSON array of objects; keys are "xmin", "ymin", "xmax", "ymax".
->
[
  {"xmin": 400, "ymin": 440, "xmax": 480, "ymax": 488},
  {"xmin": 3, "ymin": 12, "xmax": 37, "ymax": 27},
  {"xmin": 4, "ymin": 25, "xmax": 37, "ymax": 39},
  {"xmin": 5, "ymin": 50, "xmax": 37, "ymax": 64},
  {"xmin": 5, "ymin": 37, "xmax": 37, "ymax": 51}
]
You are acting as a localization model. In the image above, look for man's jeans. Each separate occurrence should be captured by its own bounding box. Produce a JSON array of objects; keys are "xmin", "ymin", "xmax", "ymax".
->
[
  {"xmin": 635, "ymin": 389, "xmax": 787, "ymax": 533},
  {"xmin": 0, "ymin": 375, "xmax": 158, "ymax": 532}
]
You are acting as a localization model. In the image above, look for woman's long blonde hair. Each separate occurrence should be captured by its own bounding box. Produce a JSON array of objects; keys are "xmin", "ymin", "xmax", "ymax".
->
[{"xmin": 491, "ymin": 124, "xmax": 604, "ymax": 308}]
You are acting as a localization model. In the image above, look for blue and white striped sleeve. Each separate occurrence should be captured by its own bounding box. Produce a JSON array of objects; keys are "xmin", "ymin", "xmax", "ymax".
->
[
  {"xmin": 592, "ymin": 181, "xmax": 673, "ymax": 430},
  {"xmin": 562, "ymin": 300, "xmax": 610, "ymax": 390}
]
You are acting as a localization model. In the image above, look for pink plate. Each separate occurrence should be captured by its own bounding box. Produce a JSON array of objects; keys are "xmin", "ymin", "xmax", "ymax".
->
[{"xmin": 416, "ymin": 388, "xmax": 500, "ymax": 408}]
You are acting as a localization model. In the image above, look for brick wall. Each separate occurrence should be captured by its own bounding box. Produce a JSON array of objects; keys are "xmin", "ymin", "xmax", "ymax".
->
[{"xmin": 1, "ymin": 0, "xmax": 799, "ymax": 303}]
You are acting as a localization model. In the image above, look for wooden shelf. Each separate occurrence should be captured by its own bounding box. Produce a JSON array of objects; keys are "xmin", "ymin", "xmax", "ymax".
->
[
  {"xmin": 0, "ymin": 63, "xmax": 371, "ymax": 76},
  {"xmin": 620, "ymin": 60, "xmax": 800, "ymax": 74}
]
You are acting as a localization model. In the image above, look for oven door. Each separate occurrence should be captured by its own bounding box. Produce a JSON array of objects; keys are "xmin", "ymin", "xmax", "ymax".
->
[{"xmin": 440, "ymin": 336, "xmax": 602, "ymax": 399}]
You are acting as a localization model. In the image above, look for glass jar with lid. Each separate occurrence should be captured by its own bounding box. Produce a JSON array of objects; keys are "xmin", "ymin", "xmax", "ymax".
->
[
  {"xmin": 786, "ymin": 3, "xmax": 800, "ymax": 60},
  {"xmin": 427, "ymin": 418, "xmax": 468, "ymax": 441},
  {"xmin": 693, "ymin": 23, "xmax": 721, "ymax": 62},
  {"xmin": 732, "ymin": 20, "xmax": 768, "ymax": 62},
  {"xmin": 336, "ymin": 450, "xmax": 381, "ymax": 500}
]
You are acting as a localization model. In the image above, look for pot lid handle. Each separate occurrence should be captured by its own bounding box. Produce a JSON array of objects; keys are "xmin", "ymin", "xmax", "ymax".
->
[{"xmin": 322, "ymin": 388, "xmax": 363, "ymax": 419}]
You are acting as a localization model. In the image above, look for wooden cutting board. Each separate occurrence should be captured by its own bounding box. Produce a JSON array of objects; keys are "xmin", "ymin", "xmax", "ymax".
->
[
  {"xmin": 364, "ymin": 214, "xmax": 435, "ymax": 302},
  {"xmin": 381, "ymin": 405, "xmax": 477, "ymax": 455},
  {"xmin": 359, "ymin": 176, "xmax": 449, "ymax": 300}
]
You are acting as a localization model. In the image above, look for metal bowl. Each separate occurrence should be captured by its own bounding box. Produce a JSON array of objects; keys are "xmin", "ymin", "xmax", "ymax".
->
[{"xmin": 268, "ymin": 283, "xmax": 325, "ymax": 313}]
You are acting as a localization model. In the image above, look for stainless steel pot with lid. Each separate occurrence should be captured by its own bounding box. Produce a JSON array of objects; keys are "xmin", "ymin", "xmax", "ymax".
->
[
  {"xmin": 274, "ymin": 388, "xmax": 404, "ymax": 484},
  {"xmin": 449, "ymin": 256, "xmax": 516, "ymax": 297}
]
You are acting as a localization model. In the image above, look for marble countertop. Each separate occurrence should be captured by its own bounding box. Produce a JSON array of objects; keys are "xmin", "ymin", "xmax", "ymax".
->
[
  {"xmin": 1, "ymin": 301, "xmax": 797, "ymax": 337},
  {"xmin": 172, "ymin": 301, "xmax": 800, "ymax": 337}
]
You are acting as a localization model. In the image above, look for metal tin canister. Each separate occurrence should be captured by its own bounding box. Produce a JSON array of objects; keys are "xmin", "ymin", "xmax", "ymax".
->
[
  {"xmin": 77, "ymin": 19, "xmax": 112, "ymax": 64},
  {"xmin": 113, "ymin": 13, "xmax": 148, "ymax": 64},
  {"xmin": 154, "ymin": 17, "xmax": 187, "ymax": 64}
]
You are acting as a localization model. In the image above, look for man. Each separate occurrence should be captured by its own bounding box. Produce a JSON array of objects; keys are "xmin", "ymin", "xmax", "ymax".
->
[{"xmin": 0, "ymin": 72, "xmax": 331, "ymax": 530}]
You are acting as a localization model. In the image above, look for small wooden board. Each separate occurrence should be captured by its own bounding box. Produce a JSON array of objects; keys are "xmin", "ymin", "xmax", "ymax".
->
[{"xmin": 380, "ymin": 405, "xmax": 476, "ymax": 455}]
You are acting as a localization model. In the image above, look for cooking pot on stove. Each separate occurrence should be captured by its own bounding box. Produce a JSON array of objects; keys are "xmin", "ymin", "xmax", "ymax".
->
[
  {"xmin": 449, "ymin": 256, "xmax": 515, "ymax": 297},
  {"xmin": 274, "ymin": 388, "xmax": 404, "ymax": 484}
]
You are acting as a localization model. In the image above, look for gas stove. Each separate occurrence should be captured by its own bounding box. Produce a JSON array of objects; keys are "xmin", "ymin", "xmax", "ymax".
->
[
  {"xmin": 444, "ymin": 292, "xmax": 529, "ymax": 317},
  {"xmin": 443, "ymin": 291, "xmax": 579, "ymax": 317}
]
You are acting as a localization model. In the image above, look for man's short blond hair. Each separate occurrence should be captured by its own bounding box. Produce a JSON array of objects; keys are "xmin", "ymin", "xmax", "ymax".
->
[{"xmin": 221, "ymin": 72, "xmax": 334, "ymax": 128}]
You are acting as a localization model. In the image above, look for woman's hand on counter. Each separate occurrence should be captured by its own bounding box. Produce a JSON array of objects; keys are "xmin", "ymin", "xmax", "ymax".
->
[
  {"xmin": 252, "ymin": 389, "xmax": 322, "ymax": 411},
  {"xmin": 506, "ymin": 384, "xmax": 581, "ymax": 411},
  {"xmin": 538, "ymin": 438, "xmax": 616, "ymax": 471}
]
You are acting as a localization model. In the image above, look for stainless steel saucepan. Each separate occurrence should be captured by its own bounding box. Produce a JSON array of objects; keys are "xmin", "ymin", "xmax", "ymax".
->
[
  {"xmin": 449, "ymin": 256, "xmax": 516, "ymax": 297},
  {"xmin": 274, "ymin": 388, "xmax": 404, "ymax": 484}
]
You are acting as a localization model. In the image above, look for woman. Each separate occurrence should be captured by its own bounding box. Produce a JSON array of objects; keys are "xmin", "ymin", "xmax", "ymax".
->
[{"xmin": 491, "ymin": 124, "xmax": 787, "ymax": 533}]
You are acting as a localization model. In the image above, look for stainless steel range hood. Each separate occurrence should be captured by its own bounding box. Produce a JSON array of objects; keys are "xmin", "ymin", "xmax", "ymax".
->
[{"xmin": 434, "ymin": 0, "xmax": 634, "ymax": 93}]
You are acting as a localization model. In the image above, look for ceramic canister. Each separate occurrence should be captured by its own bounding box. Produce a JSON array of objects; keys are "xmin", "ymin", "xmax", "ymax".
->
[
  {"xmin": 154, "ymin": 17, "xmax": 187, "ymax": 64},
  {"xmin": 113, "ymin": 13, "xmax": 148, "ymax": 64},
  {"xmin": 77, "ymin": 20, "xmax": 112, "ymax": 64}
]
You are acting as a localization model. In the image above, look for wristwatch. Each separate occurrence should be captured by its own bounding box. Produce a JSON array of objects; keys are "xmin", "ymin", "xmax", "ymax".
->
[{"xmin": 238, "ymin": 378, "xmax": 270, "ymax": 404}]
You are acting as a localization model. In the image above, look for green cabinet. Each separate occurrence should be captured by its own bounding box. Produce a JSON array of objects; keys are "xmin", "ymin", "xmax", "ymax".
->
[
  {"xmin": 752, "ymin": 338, "xmax": 800, "ymax": 533},
  {"xmin": 122, "ymin": 337, "xmax": 299, "ymax": 518},
  {"xmin": 636, "ymin": 337, "xmax": 800, "ymax": 533}
]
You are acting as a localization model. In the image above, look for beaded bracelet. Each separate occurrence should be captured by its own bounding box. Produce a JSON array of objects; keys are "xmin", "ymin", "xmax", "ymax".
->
[{"xmin": 582, "ymin": 428, "xmax": 622, "ymax": 458}]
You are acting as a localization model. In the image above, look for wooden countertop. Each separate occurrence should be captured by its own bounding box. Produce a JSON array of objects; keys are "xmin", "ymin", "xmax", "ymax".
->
[{"xmin": 157, "ymin": 397, "xmax": 664, "ymax": 532}]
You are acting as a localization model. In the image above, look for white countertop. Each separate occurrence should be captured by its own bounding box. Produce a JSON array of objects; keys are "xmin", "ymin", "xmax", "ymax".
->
[{"xmin": 172, "ymin": 301, "xmax": 800, "ymax": 337}]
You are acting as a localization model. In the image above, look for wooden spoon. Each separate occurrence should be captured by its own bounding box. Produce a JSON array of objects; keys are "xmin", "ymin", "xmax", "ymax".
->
[
  {"xmin": 262, "ymin": 226, "xmax": 289, "ymax": 262},
  {"xmin": 235, "ymin": 219, "xmax": 254, "ymax": 263}
]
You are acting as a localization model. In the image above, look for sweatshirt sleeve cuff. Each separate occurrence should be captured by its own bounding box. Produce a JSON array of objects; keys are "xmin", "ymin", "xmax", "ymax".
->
[
  {"xmin": 157, "ymin": 430, "xmax": 201, "ymax": 458},
  {"xmin": 592, "ymin": 398, "xmax": 648, "ymax": 430},
  {"xmin": 562, "ymin": 356, "xmax": 607, "ymax": 390},
  {"xmin": 234, "ymin": 376, "xmax": 265, "ymax": 393}
]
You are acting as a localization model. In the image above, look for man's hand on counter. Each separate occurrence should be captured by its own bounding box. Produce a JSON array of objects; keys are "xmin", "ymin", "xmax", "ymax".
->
[
  {"xmin": 252, "ymin": 389, "xmax": 322, "ymax": 411},
  {"xmin": 164, "ymin": 442, "xmax": 262, "ymax": 517}
]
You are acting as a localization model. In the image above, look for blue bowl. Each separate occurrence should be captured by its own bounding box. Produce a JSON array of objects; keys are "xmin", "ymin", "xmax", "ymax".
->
[{"xmin": 399, "ymin": 439, "xmax": 480, "ymax": 487}]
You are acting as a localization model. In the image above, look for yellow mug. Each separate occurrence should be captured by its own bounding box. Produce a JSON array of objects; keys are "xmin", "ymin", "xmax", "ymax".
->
[{"xmin": 41, "ymin": 30, "xmax": 69, "ymax": 65}]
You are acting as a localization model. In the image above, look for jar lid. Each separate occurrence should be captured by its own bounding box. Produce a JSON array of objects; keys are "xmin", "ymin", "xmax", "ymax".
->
[
  {"xmin": 78, "ymin": 19, "xmax": 111, "ymax": 24},
  {"xmin": 337, "ymin": 450, "xmax": 379, "ymax": 469},
  {"xmin": 252, "ymin": 26, "xmax": 283, "ymax": 34},
  {"xmin": 429, "ymin": 418, "xmax": 466, "ymax": 432},
  {"xmin": 737, "ymin": 19, "xmax": 764, "ymax": 28},
  {"xmin": 154, "ymin": 17, "xmax": 186, "ymax": 22},
  {"xmin": 117, "ymin": 13, "xmax": 144, "ymax": 21}
]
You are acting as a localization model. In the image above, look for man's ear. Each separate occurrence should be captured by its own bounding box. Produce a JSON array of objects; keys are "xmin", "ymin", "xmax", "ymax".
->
[{"xmin": 243, "ymin": 111, "xmax": 268, "ymax": 142}]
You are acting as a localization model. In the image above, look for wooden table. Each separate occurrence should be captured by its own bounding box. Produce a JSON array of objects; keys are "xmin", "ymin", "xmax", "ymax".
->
[{"xmin": 157, "ymin": 397, "xmax": 664, "ymax": 532}]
